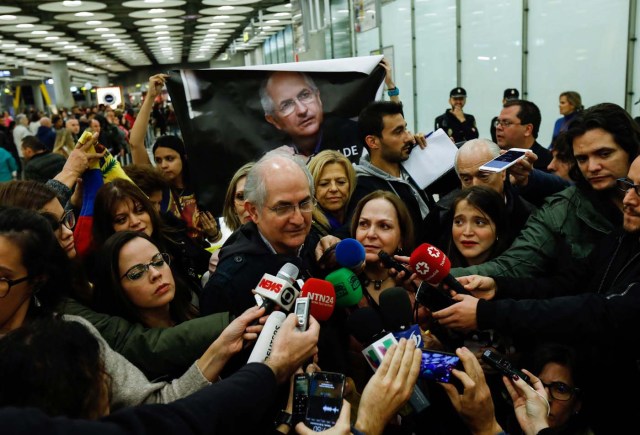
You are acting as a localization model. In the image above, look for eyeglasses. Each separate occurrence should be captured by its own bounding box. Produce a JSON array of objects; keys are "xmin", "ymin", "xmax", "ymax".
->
[
  {"xmin": 121, "ymin": 252, "xmax": 171, "ymax": 281},
  {"xmin": 59, "ymin": 210, "xmax": 76, "ymax": 231},
  {"xmin": 617, "ymin": 178, "xmax": 640, "ymax": 196},
  {"xmin": 277, "ymin": 89, "xmax": 316, "ymax": 116},
  {"xmin": 234, "ymin": 192, "xmax": 245, "ymax": 203},
  {"xmin": 266, "ymin": 198, "xmax": 317, "ymax": 217},
  {"xmin": 0, "ymin": 276, "xmax": 30, "ymax": 298},
  {"xmin": 494, "ymin": 119, "xmax": 523, "ymax": 128},
  {"xmin": 542, "ymin": 381, "xmax": 580, "ymax": 401}
]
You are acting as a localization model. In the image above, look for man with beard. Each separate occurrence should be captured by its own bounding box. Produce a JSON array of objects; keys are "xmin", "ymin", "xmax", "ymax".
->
[
  {"xmin": 431, "ymin": 153, "xmax": 640, "ymax": 433},
  {"xmin": 260, "ymin": 71, "xmax": 362, "ymax": 163},
  {"xmin": 451, "ymin": 103, "xmax": 639, "ymax": 279},
  {"xmin": 346, "ymin": 101, "xmax": 436, "ymax": 243}
]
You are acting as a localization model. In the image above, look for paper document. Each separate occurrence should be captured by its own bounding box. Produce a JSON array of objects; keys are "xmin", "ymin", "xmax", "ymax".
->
[{"xmin": 402, "ymin": 128, "xmax": 457, "ymax": 189}]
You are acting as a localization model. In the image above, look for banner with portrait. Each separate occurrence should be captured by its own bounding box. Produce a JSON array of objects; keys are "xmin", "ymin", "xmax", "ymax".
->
[{"xmin": 167, "ymin": 55, "xmax": 385, "ymax": 214}]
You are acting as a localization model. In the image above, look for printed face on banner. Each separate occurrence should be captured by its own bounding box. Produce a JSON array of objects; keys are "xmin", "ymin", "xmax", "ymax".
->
[{"xmin": 264, "ymin": 71, "xmax": 324, "ymax": 147}]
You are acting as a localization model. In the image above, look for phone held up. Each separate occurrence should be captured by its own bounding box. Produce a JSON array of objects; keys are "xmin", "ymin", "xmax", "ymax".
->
[
  {"xmin": 481, "ymin": 349, "xmax": 531, "ymax": 383},
  {"xmin": 478, "ymin": 148, "xmax": 528, "ymax": 173},
  {"xmin": 419, "ymin": 349, "xmax": 464, "ymax": 391},
  {"xmin": 292, "ymin": 371, "xmax": 346, "ymax": 432},
  {"xmin": 378, "ymin": 250, "xmax": 413, "ymax": 277}
]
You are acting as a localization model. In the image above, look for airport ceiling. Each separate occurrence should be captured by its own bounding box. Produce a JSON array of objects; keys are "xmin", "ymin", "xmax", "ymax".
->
[{"xmin": 0, "ymin": 0, "xmax": 292, "ymax": 86}]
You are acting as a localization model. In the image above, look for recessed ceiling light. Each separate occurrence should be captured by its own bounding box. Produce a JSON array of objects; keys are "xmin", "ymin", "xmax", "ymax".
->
[
  {"xmin": 17, "ymin": 24, "xmax": 34, "ymax": 28},
  {"xmin": 75, "ymin": 12, "xmax": 94, "ymax": 17},
  {"xmin": 15, "ymin": 47, "xmax": 28, "ymax": 52},
  {"xmin": 151, "ymin": 18, "xmax": 166, "ymax": 22},
  {"xmin": 86, "ymin": 20, "xmax": 102, "ymax": 25},
  {"xmin": 218, "ymin": 6, "xmax": 234, "ymax": 10},
  {"xmin": 45, "ymin": 36, "xmax": 59, "ymax": 40},
  {"xmin": 149, "ymin": 9, "xmax": 165, "ymax": 14},
  {"xmin": 275, "ymin": 12, "xmax": 290, "ymax": 17},
  {"xmin": 155, "ymin": 31, "xmax": 169, "ymax": 34},
  {"xmin": 95, "ymin": 27, "xmax": 109, "ymax": 32},
  {"xmin": 32, "ymin": 30, "xmax": 48, "ymax": 35},
  {"xmin": 63, "ymin": 1, "xmax": 82, "ymax": 7},
  {"xmin": 0, "ymin": 15, "xmax": 17, "ymax": 21},
  {"xmin": 266, "ymin": 20, "xmax": 280, "ymax": 24},
  {"xmin": 214, "ymin": 15, "xmax": 230, "ymax": 19},
  {"xmin": 154, "ymin": 25, "xmax": 168, "ymax": 29},
  {"xmin": 37, "ymin": 54, "xmax": 48, "ymax": 58}
]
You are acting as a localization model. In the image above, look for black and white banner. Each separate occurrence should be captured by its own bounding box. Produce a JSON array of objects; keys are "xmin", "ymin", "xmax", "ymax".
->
[{"xmin": 167, "ymin": 55, "xmax": 385, "ymax": 214}]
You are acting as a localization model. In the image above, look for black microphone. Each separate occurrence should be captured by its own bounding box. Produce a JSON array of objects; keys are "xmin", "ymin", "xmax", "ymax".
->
[
  {"xmin": 379, "ymin": 287, "xmax": 423, "ymax": 348},
  {"xmin": 347, "ymin": 307, "xmax": 386, "ymax": 344}
]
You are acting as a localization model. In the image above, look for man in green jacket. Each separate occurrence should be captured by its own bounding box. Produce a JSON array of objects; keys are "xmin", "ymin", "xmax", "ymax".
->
[{"xmin": 451, "ymin": 103, "xmax": 640, "ymax": 279}]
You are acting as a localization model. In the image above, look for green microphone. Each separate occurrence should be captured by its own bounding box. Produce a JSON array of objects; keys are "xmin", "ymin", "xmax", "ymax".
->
[{"xmin": 325, "ymin": 267, "xmax": 363, "ymax": 307}]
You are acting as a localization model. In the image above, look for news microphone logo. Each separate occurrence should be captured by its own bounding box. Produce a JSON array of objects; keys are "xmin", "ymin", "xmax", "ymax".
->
[
  {"xmin": 427, "ymin": 246, "xmax": 440, "ymax": 258},
  {"xmin": 258, "ymin": 277, "xmax": 284, "ymax": 293}
]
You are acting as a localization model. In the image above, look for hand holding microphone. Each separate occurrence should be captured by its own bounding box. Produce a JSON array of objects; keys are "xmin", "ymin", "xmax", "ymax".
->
[
  {"xmin": 253, "ymin": 262, "xmax": 301, "ymax": 314},
  {"xmin": 409, "ymin": 243, "xmax": 471, "ymax": 296}
]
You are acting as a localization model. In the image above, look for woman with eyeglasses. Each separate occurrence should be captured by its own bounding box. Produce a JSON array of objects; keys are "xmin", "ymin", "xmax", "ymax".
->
[
  {"xmin": 513, "ymin": 343, "xmax": 591, "ymax": 434},
  {"xmin": 0, "ymin": 206, "xmax": 267, "ymax": 413},
  {"xmin": 0, "ymin": 180, "xmax": 77, "ymax": 259},
  {"xmin": 92, "ymin": 231, "xmax": 197, "ymax": 328},
  {"xmin": 92, "ymin": 179, "xmax": 212, "ymax": 296}
]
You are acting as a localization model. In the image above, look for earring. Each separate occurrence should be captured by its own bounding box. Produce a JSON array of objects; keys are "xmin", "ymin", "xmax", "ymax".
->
[
  {"xmin": 33, "ymin": 294, "xmax": 41, "ymax": 308},
  {"xmin": 395, "ymin": 247, "xmax": 404, "ymax": 255}
]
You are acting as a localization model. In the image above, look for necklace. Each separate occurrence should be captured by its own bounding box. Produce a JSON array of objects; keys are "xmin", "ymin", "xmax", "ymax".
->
[{"xmin": 363, "ymin": 275, "xmax": 390, "ymax": 290}]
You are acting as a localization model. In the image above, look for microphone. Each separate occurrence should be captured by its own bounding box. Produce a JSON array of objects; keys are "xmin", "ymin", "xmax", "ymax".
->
[
  {"xmin": 347, "ymin": 306, "xmax": 386, "ymax": 344},
  {"xmin": 347, "ymin": 306, "xmax": 430, "ymax": 414},
  {"xmin": 247, "ymin": 311, "xmax": 287, "ymax": 363},
  {"xmin": 409, "ymin": 243, "xmax": 470, "ymax": 295},
  {"xmin": 379, "ymin": 288, "xmax": 423, "ymax": 349},
  {"xmin": 335, "ymin": 238, "xmax": 366, "ymax": 271},
  {"xmin": 254, "ymin": 263, "xmax": 301, "ymax": 313},
  {"xmin": 325, "ymin": 267, "xmax": 363, "ymax": 307},
  {"xmin": 300, "ymin": 278, "xmax": 336, "ymax": 321}
]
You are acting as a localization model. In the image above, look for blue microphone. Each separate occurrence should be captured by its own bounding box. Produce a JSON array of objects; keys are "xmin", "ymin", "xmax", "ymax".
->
[{"xmin": 335, "ymin": 238, "xmax": 366, "ymax": 271}]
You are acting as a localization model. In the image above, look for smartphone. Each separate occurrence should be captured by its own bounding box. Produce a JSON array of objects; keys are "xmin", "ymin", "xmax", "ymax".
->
[
  {"xmin": 419, "ymin": 349, "xmax": 463, "ymax": 384},
  {"xmin": 294, "ymin": 297, "xmax": 311, "ymax": 332},
  {"xmin": 415, "ymin": 282, "xmax": 456, "ymax": 312},
  {"xmin": 304, "ymin": 371, "xmax": 345, "ymax": 432},
  {"xmin": 378, "ymin": 250, "xmax": 412, "ymax": 277},
  {"xmin": 478, "ymin": 148, "xmax": 528, "ymax": 172},
  {"xmin": 481, "ymin": 349, "xmax": 530, "ymax": 383},
  {"xmin": 292, "ymin": 373, "xmax": 309, "ymax": 425}
]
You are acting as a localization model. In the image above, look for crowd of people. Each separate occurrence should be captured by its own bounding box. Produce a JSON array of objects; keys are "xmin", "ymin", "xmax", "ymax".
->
[{"xmin": 1, "ymin": 65, "xmax": 640, "ymax": 435}]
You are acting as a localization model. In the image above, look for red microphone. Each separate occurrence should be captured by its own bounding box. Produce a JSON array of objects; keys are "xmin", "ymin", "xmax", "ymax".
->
[
  {"xmin": 409, "ymin": 243, "xmax": 470, "ymax": 295},
  {"xmin": 300, "ymin": 278, "xmax": 336, "ymax": 321}
]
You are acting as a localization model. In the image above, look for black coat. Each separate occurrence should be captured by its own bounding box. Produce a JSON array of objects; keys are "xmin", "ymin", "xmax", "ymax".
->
[{"xmin": 477, "ymin": 231, "xmax": 640, "ymax": 433}]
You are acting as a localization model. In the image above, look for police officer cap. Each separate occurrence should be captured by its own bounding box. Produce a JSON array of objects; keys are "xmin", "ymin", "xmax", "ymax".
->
[
  {"xmin": 450, "ymin": 87, "xmax": 467, "ymax": 98},
  {"xmin": 503, "ymin": 88, "xmax": 519, "ymax": 100}
]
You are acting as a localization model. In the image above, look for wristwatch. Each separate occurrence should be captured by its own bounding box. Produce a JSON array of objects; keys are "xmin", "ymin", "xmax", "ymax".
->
[{"xmin": 274, "ymin": 409, "xmax": 292, "ymax": 428}]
